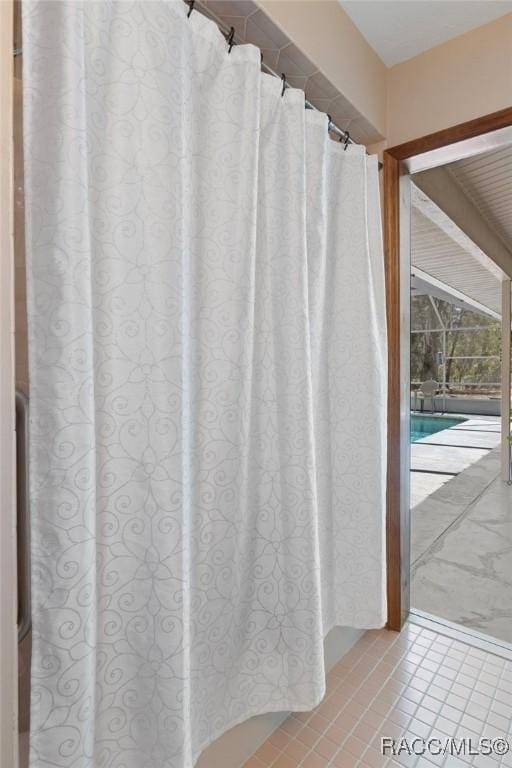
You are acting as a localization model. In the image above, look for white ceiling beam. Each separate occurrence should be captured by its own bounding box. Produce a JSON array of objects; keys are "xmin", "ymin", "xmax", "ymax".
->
[
  {"xmin": 404, "ymin": 125, "xmax": 512, "ymax": 174},
  {"xmin": 411, "ymin": 267, "xmax": 501, "ymax": 320}
]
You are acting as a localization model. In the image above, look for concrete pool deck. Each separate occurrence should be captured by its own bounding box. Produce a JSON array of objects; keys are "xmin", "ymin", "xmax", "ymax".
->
[
  {"xmin": 411, "ymin": 447, "xmax": 512, "ymax": 645},
  {"xmin": 410, "ymin": 415, "xmax": 501, "ymax": 508},
  {"xmin": 410, "ymin": 416, "xmax": 512, "ymax": 645}
]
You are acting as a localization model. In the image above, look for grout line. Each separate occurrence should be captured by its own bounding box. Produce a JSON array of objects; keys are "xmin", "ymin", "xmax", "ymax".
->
[
  {"xmin": 302, "ymin": 629, "xmax": 433, "ymax": 766},
  {"xmin": 246, "ymin": 622, "xmax": 512, "ymax": 768},
  {"xmin": 409, "ymin": 610, "xmax": 512, "ymax": 662},
  {"xmin": 450, "ymin": 428, "xmax": 501, "ymax": 435},
  {"xmin": 413, "ymin": 443, "xmax": 493, "ymax": 450},
  {"xmin": 411, "ymin": 469, "xmax": 459, "ymax": 476}
]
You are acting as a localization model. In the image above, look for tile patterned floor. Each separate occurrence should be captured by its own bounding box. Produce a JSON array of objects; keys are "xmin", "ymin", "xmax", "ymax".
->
[{"xmin": 243, "ymin": 624, "xmax": 512, "ymax": 768}]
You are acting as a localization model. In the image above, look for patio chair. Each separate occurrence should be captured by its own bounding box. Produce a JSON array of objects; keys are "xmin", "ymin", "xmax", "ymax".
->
[{"xmin": 416, "ymin": 379, "xmax": 439, "ymax": 413}]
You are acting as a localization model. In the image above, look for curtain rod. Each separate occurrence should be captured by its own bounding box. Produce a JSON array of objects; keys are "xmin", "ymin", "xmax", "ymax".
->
[
  {"xmin": 187, "ymin": 0, "xmax": 353, "ymax": 145},
  {"xmin": 186, "ymin": 0, "xmax": 382, "ymax": 169}
]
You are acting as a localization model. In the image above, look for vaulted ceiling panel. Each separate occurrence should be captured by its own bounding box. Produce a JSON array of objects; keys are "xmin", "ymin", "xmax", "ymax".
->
[
  {"xmin": 446, "ymin": 146, "xmax": 512, "ymax": 251},
  {"xmin": 411, "ymin": 206, "xmax": 502, "ymax": 316}
]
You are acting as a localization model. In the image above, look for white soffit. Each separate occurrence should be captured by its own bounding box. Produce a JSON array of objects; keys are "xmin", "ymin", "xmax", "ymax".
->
[
  {"xmin": 411, "ymin": 185, "xmax": 503, "ymax": 317},
  {"xmin": 411, "ymin": 270, "xmax": 500, "ymax": 320},
  {"xmin": 339, "ymin": 1, "xmax": 512, "ymax": 66},
  {"xmin": 446, "ymin": 144, "xmax": 512, "ymax": 253}
]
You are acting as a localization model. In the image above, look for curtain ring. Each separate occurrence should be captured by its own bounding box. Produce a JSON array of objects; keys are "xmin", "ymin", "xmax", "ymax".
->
[
  {"xmin": 343, "ymin": 131, "xmax": 350, "ymax": 150},
  {"xmin": 187, "ymin": 0, "xmax": 195, "ymax": 18},
  {"xmin": 227, "ymin": 26, "xmax": 235, "ymax": 53},
  {"xmin": 281, "ymin": 73, "xmax": 286, "ymax": 97}
]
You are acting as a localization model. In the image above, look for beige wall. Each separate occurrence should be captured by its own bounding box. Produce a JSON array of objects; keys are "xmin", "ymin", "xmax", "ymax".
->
[
  {"xmin": 387, "ymin": 13, "xmax": 512, "ymax": 147},
  {"xmin": 258, "ymin": 0, "xmax": 387, "ymax": 139},
  {"xmin": 14, "ymin": 5, "xmax": 31, "ymax": 739},
  {"xmin": 262, "ymin": 4, "xmax": 512, "ymax": 150},
  {"xmin": 14, "ymin": 77, "xmax": 28, "ymax": 395},
  {"xmin": 1, "ymin": 1, "xmax": 18, "ymax": 766}
]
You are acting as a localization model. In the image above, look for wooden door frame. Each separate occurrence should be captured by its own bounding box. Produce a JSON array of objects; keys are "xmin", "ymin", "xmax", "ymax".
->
[{"xmin": 384, "ymin": 106, "xmax": 512, "ymax": 632}]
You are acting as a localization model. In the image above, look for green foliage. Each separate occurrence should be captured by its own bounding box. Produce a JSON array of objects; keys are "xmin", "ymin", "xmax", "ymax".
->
[{"xmin": 411, "ymin": 296, "xmax": 501, "ymax": 394}]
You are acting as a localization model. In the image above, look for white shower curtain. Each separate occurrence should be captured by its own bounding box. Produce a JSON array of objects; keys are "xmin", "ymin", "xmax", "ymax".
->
[{"xmin": 22, "ymin": 2, "xmax": 387, "ymax": 767}]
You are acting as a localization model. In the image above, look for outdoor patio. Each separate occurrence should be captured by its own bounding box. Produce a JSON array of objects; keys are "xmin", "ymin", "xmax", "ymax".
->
[
  {"xmin": 410, "ymin": 415, "xmax": 502, "ymax": 507},
  {"xmin": 410, "ymin": 416, "xmax": 512, "ymax": 645}
]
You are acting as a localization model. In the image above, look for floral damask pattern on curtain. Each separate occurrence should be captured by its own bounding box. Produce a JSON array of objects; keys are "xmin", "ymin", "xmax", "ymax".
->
[{"xmin": 23, "ymin": 2, "xmax": 387, "ymax": 767}]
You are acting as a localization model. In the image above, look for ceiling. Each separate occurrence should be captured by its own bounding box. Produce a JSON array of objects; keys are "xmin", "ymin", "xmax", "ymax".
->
[
  {"xmin": 410, "ymin": 140, "xmax": 512, "ymax": 319},
  {"xmin": 446, "ymin": 144, "xmax": 512, "ymax": 253},
  {"xmin": 202, "ymin": 0, "xmax": 381, "ymax": 143},
  {"xmin": 340, "ymin": 1, "xmax": 512, "ymax": 66},
  {"xmin": 411, "ymin": 205, "xmax": 502, "ymax": 317}
]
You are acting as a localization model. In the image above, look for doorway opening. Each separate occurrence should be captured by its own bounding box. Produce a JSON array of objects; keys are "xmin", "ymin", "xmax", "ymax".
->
[
  {"xmin": 384, "ymin": 112, "xmax": 512, "ymax": 650},
  {"xmin": 408, "ymin": 146, "xmax": 512, "ymax": 645}
]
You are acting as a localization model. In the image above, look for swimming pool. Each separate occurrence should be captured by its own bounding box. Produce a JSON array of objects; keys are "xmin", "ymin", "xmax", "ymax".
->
[{"xmin": 411, "ymin": 415, "xmax": 467, "ymax": 442}]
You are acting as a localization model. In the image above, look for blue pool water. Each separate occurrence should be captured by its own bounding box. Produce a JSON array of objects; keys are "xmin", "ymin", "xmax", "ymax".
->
[{"xmin": 411, "ymin": 415, "xmax": 467, "ymax": 443}]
